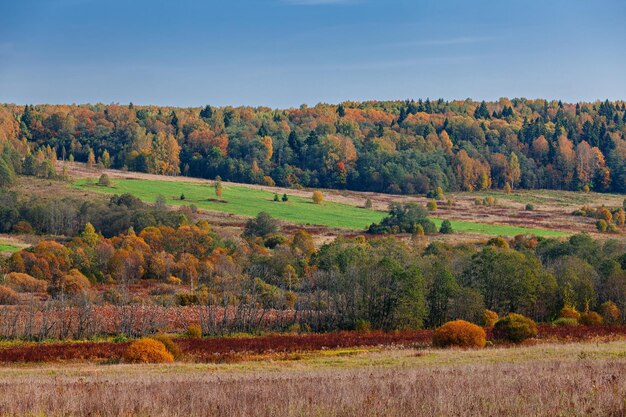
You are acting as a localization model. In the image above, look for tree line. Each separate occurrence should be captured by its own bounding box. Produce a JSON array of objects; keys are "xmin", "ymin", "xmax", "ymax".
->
[{"xmin": 1, "ymin": 98, "xmax": 626, "ymax": 194}]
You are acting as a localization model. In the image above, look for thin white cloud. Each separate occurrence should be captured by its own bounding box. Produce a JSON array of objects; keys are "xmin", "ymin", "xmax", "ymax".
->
[{"xmin": 282, "ymin": 0, "xmax": 357, "ymax": 5}]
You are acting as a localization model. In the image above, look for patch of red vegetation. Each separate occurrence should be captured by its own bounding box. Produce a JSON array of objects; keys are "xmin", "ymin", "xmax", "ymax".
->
[
  {"xmin": 179, "ymin": 330, "xmax": 432, "ymax": 362},
  {"xmin": 0, "ymin": 341, "xmax": 128, "ymax": 363},
  {"xmin": 1, "ymin": 325, "xmax": 626, "ymax": 363}
]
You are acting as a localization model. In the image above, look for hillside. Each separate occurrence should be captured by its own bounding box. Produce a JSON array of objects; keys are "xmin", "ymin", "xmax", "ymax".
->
[
  {"xmin": 67, "ymin": 162, "xmax": 616, "ymax": 240},
  {"xmin": 1, "ymin": 99, "xmax": 625, "ymax": 199}
]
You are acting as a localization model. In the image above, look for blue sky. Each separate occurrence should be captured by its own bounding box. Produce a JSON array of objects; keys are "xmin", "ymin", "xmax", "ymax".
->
[{"xmin": 1, "ymin": 0, "xmax": 625, "ymax": 107}]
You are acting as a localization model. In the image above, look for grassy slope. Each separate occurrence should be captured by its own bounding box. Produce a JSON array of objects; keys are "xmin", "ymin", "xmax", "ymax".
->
[{"xmin": 75, "ymin": 178, "xmax": 568, "ymax": 237}]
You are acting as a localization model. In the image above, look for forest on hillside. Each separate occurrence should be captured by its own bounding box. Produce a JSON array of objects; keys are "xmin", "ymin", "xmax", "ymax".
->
[{"xmin": 1, "ymin": 98, "xmax": 626, "ymax": 194}]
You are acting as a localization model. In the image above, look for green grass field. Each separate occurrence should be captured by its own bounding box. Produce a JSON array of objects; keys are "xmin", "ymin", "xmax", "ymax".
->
[
  {"xmin": 0, "ymin": 244, "xmax": 20, "ymax": 253},
  {"xmin": 75, "ymin": 178, "xmax": 568, "ymax": 237}
]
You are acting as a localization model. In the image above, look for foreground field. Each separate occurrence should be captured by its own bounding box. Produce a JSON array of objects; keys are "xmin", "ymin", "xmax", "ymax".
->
[
  {"xmin": 74, "ymin": 176, "xmax": 569, "ymax": 237},
  {"xmin": 0, "ymin": 341, "xmax": 625, "ymax": 416}
]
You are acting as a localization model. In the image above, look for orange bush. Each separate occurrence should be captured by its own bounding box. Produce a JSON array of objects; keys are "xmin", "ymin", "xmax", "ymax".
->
[
  {"xmin": 4, "ymin": 272, "xmax": 47, "ymax": 293},
  {"xmin": 493, "ymin": 313, "xmax": 538, "ymax": 343},
  {"xmin": 599, "ymin": 301, "xmax": 621, "ymax": 324},
  {"xmin": 60, "ymin": 269, "xmax": 91, "ymax": 294},
  {"xmin": 432, "ymin": 320, "xmax": 486, "ymax": 348},
  {"xmin": 150, "ymin": 334, "xmax": 182, "ymax": 360},
  {"xmin": 312, "ymin": 191, "xmax": 324, "ymax": 205},
  {"xmin": 559, "ymin": 306, "xmax": 581, "ymax": 322},
  {"xmin": 0, "ymin": 286, "xmax": 19, "ymax": 305},
  {"xmin": 579, "ymin": 311, "xmax": 603, "ymax": 326},
  {"xmin": 123, "ymin": 338, "xmax": 174, "ymax": 363},
  {"xmin": 483, "ymin": 310, "xmax": 499, "ymax": 327}
]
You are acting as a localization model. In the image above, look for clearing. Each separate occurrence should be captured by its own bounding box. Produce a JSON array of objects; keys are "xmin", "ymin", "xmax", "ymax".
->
[{"xmin": 74, "ymin": 176, "xmax": 569, "ymax": 237}]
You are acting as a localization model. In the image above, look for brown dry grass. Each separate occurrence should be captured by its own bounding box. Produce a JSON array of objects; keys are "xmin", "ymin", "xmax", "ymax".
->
[{"xmin": 0, "ymin": 341, "xmax": 625, "ymax": 416}]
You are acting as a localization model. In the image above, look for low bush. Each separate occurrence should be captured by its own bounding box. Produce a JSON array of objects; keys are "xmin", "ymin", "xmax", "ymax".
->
[
  {"xmin": 355, "ymin": 319, "xmax": 372, "ymax": 332},
  {"xmin": 596, "ymin": 220, "xmax": 608, "ymax": 232},
  {"xmin": 150, "ymin": 334, "xmax": 182, "ymax": 360},
  {"xmin": 607, "ymin": 224, "xmax": 620, "ymax": 234},
  {"xmin": 177, "ymin": 293, "xmax": 199, "ymax": 306},
  {"xmin": 97, "ymin": 173, "xmax": 111, "ymax": 187},
  {"xmin": 599, "ymin": 301, "xmax": 621, "ymax": 324},
  {"xmin": 123, "ymin": 338, "xmax": 174, "ymax": 364},
  {"xmin": 579, "ymin": 311, "xmax": 603, "ymax": 326},
  {"xmin": 59, "ymin": 269, "xmax": 91, "ymax": 295},
  {"xmin": 149, "ymin": 284, "xmax": 177, "ymax": 296},
  {"xmin": 559, "ymin": 306, "xmax": 581, "ymax": 321},
  {"xmin": 439, "ymin": 219, "xmax": 453, "ymax": 234},
  {"xmin": 483, "ymin": 310, "xmax": 499, "ymax": 327},
  {"xmin": 486, "ymin": 237, "xmax": 509, "ymax": 249},
  {"xmin": 492, "ymin": 313, "xmax": 538, "ymax": 343},
  {"xmin": 4, "ymin": 272, "xmax": 47, "ymax": 293},
  {"xmin": 0, "ymin": 286, "xmax": 19, "ymax": 305},
  {"xmin": 12, "ymin": 221, "xmax": 34, "ymax": 234},
  {"xmin": 432, "ymin": 320, "xmax": 486, "ymax": 348},
  {"xmin": 552, "ymin": 317, "xmax": 579, "ymax": 326},
  {"xmin": 312, "ymin": 191, "xmax": 324, "ymax": 205},
  {"xmin": 186, "ymin": 323, "xmax": 202, "ymax": 338}
]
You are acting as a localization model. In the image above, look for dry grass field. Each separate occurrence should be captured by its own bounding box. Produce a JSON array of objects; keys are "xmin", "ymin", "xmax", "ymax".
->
[{"xmin": 0, "ymin": 341, "xmax": 625, "ymax": 417}]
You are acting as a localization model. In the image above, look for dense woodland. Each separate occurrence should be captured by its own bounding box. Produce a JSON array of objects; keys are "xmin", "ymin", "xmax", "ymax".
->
[{"xmin": 1, "ymin": 99, "xmax": 626, "ymax": 194}]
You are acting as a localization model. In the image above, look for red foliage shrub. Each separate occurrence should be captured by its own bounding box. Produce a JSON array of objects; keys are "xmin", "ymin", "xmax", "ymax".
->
[
  {"xmin": 0, "ymin": 342, "xmax": 127, "ymax": 363},
  {"xmin": 432, "ymin": 320, "xmax": 486, "ymax": 348},
  {"xmin": 179, "ymin": 330, "xmax": 434, "ymax": 362}
]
